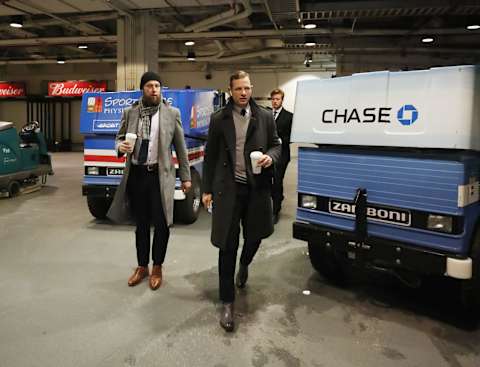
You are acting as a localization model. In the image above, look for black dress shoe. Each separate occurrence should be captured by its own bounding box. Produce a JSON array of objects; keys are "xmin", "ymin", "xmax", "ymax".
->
[
  {"xmin": 219, "ymin": 303, "xmax": 234, "ymax": 332},
  {"xmin": 273, "ymin": 213, "xmax": 279, "ymax": 224},
  {"xmin": 236, "ymin": 264, "xmax": 248, "ymax": 289}
]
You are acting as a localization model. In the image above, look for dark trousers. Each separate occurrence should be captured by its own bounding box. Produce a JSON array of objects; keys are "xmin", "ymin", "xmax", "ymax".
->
[
  {"xmin": 219, "ymin": 183, "xmax": 261, "ymax": 303},
  {"xmin": 127, "ymin": 165, "xmax": 170, "ymax": 267},
  {"xmin": 272, "ymin": 158, "xmax": 290, "ymax": 215}
]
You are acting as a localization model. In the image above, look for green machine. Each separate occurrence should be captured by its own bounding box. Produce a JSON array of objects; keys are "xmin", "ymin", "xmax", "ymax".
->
[{"xmin": 0, "ymin": 121, "xmax": 53, "ymax": 197}]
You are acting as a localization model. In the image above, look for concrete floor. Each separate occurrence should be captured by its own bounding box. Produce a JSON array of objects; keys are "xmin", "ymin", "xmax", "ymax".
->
[{"xmin": 0, "ymin": 152, "xmax": 479, "ymax": 367}]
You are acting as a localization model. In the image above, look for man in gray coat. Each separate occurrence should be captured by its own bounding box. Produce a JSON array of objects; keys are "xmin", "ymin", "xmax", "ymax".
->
[
  {"xmin": 108, "ymin": 71, "xmax": 191, "ymax": 290},
  {"xmin": 202, "ymin": 71, "xmax": 281, "ymax": 332}
]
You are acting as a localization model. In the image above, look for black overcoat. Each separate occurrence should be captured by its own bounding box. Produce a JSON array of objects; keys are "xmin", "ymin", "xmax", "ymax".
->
[
  {"xmin": 275, "ymin": 108, "xmax": 293, "ymax": 163},
  {"xmin": 202, "ymin": 99, "xmax": 282, "ymax": 250}
]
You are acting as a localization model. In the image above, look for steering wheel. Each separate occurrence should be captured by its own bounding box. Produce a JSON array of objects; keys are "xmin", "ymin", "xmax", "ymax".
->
[{"xmin": 22, "ymin": 121, "xmax": 39, "ymax": 133}]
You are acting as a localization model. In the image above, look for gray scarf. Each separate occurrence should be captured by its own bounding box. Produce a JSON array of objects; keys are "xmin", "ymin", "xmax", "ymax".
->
[{"xmin": 138, "ymin": 97, "xmax": 160, "ymax": 139}]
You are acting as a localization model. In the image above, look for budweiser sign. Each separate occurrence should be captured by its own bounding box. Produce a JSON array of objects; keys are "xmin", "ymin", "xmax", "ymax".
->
[
  {"xmin": 48, "ymin": 80, "xmax": 107, "ymax": 97},
  {"xmin": 0, "ymin": 82, "xmax": 26, "ymax": 97}
]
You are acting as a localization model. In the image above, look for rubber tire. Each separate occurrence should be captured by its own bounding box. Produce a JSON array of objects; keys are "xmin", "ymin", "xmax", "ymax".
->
[
  {"xmin": 308, "ymin": 241, "xmax": 346, "ymax": 284},
  {"xmin": 8, "ymin": 181, "xmax": 20, "ymax": 197},
  {"xmin": 174, "ymin": 168, "xmax": 201, "ymax": 224},
  {"xmin": 461, "ymin": 228, "xmax": 480, "ymax": 311},
  {"xmin": 87, "ymin": 196, "xmax": 112, "ymax": 220}
]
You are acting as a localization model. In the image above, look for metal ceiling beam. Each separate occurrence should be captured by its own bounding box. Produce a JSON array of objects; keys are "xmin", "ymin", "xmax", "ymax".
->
[
  {"xmin": 0, "ymin": 12, "xmax": 118, "ymax": 31},
  {"xmin": 302, "ymin": 0, "xmax": 480, "ymax": 11},
  {"xmin": 158, "ymin": 27, "xmax": 474, "ymax": 40},
  {"xmin": 0, "ymin": 35, "xmax": 116, "ymax": 47},
  {"xmin": 184, "ymin": 0, "xmax": 252, "ymax": 32},
  {"xmin": 6, "ymin": 0, "xmax": 106, "ymax": 34},
  {"xmin": 0, "ymin": 24, "xmax": 474, "ymax": 47}
]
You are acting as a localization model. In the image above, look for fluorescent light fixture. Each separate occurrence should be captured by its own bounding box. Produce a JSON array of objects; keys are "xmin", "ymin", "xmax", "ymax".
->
[
  {"xmin": 10, "ymin": 16, "xmax": 23, "ymax": 28},
  {"xmin": 421, "ymin": 37, "xmax": 434, "ymax": 43},
  {"xmin": 304, "ymin": 23, "xmax": 317, "ymax": 29},
  {"xmin": 184, "ymin": 41, "xmax": 195, "ymax": 46},
  {"xmin": 77, "ymin": 44, "xmax": 88, "ymax": 49},
  {"xmin": 57, "ymin": 57, "xmax": 66, "ymax": 64},
  {"xmin": 467, "ymin": 24, "xmax": 480, "ymax": 30},
  {"xmin": 304, "ymin": 36, "xmax": 316, "ymax": 47},
  {"xmin": 187, "ymin": 51, "xmax": 196, "ymax": 61}
]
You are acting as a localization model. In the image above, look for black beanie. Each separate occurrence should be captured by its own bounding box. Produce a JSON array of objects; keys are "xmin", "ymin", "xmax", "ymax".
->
[{"xmin": 140, "ymin": 71, "xmax": 161, "ymax": 90}]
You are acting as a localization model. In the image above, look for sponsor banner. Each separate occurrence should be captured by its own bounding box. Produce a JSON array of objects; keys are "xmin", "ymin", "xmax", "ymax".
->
[
  {"xmin": 0, "ymin": 82, "xmax": 26, "ymax": 97},
  {"xmin": 48, "ymin": 80, "xmax": 107, "ymax": 97}
]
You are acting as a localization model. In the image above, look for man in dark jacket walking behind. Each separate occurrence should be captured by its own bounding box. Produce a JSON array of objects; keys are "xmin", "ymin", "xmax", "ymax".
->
[
  {"xmin": 202, "ymin": 71, "xmax": 281, "ymax": 332},
  {"xmin": 270, "ymin": 88, "xmax": 293, "ymax": 224}
]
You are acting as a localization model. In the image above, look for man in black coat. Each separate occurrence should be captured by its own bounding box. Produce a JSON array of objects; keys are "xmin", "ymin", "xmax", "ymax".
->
[
  {"xmin": 202, "ymin": 71, "xmax": 281, "ymax": 332},
  {"xmin": 270, "ymin": 88, "xmax": 293, "ymax": 224}
]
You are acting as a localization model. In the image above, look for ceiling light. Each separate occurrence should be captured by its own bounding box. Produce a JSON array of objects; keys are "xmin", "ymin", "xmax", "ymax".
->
[
  {"xmin": 184, "ymin": 41, "xmax": 195, "ymax": 46},
  {"xmin": 187, "ymin": 51, "xmax": 196, "ymax": 61},
  {"xmin": 304, "ymin": 23, "xmax": 317, "ymax": 29},
  {"xmin": 467, "ymin": 24, "xmax": 480, "ymax": 30},
  {"xmin": 77, "ymin": 44, "xmax": 88, "ymax": 49},
  {"xmin": 304, "ymin": 36, "xmax": 316, "ymax": 47},
  {"xmin": 57, "ymin": 57, "xmax": 66, "ymax": 64},
  {"xmin": 421, "ymin": 37, "xmax": 434, "ymax": 43},
  {"xmin": 10, "ymin": 16, "xmax": 23, "ymax": 28}
]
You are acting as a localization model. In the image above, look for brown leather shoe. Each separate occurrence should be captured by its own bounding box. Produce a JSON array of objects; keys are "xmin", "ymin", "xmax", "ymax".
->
[
  {"xmin": 128, "ymin": 266, "xmax": 149, "ymax": 286},
  {"xmin": 149, "ymin": 265, "xmax": 163, "ymax": 290}
]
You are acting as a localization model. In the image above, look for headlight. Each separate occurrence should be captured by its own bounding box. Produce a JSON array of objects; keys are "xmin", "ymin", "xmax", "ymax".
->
[
  {"xmin": 87, "ymin": 166, "xmax": 100, "ymax": 175},
  {"xmin": 301, "ymin": 194, "xmax": 317, "ymax": 209},
  {"xmin": 427, "ymin": 214, "xmax": 453, "ymax": 233}
]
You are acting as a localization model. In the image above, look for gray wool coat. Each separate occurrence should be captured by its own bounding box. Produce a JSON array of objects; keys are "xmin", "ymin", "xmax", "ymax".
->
[
  {"xmin": 202, "ymin": 99, "xmax": 281, "ymax": 250},
  {"xmin": 107, "ymin": 99, "xmax": 191, "ymax": 226}
]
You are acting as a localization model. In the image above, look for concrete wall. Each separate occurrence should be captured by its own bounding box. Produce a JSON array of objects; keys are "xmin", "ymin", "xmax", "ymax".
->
[{"xmin": 0, "ymin": 63, "xmax": 332, "ymax": 145}]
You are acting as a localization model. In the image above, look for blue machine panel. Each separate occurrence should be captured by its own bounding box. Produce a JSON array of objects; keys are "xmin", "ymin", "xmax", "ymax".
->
[{"xmin": 297, "ymin": 147, "xmax": 480, "ymax": 255}]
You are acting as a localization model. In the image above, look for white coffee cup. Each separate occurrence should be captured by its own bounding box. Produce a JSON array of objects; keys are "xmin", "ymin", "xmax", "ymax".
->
[
  {"xmin": 250, "ymin": 151, "xmax": 263, "ymax": 174},
  {"xmin": 125, "ymin": 132, "xmax": 137, "ymax": 147}
]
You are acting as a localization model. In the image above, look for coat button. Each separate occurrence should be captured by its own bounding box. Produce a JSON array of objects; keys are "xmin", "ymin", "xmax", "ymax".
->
[
  {"xmin": 223, "ymin": 162, "xmax": 227, "ymax": 167},
  {"xmin": 218, "ymin": 191, "xmax": 222, "ymax": 196}
]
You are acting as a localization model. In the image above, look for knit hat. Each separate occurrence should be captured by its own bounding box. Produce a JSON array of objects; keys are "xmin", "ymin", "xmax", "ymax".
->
[{"xmin": 140, "ymin": 71, "xmax": 161, "ymax": 90}]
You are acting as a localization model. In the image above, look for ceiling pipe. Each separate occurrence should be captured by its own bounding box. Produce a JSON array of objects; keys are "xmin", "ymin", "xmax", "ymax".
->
[
  {"xmin": 0, "ymin": 35, "xmax": 117, "ymax": 47},
  {"xmin": 9, "ymin": 0, "xmax": 103, "ymax": 35},
  {"xmin": 2, "ymin": 45, "xmax": 478, "ymax": 65},
  {"xmin": 0, "ymin": 13, "xmax": 118, "ymax": 31},
  {"xmin": 158, "ymin": 47, "xmax": 333, "ymax": 63},
  {"xmin": 0, "ymin": 58, "xmax": 116, "ymax": 65},
  {"xmin": 0, "ymin": 26, "xmax": 471, "ymax": 47},
  {"xmin": 184, "ymin": 0, "xmax": 252, "ymax": 32},
  {"xmin": 159, "ymin": 27, "xmax": 472, "ymax": 40}
]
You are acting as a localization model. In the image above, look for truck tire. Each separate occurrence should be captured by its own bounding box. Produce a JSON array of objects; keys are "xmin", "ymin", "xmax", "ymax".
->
[
  {"xmin": 87, "ymin": 196, "xmax": 112, "ymax": 220},
  {"xmin": 8, "ymin": 181, "xmax": 20, "ymax": 197},
  {"xmin": 174, "ymin": 168, "xmax": 201, "ymax": 224},
  {"xmin": 308, "ymin": 241, "xmax": 346, "ymax": 284},
  {"xmin": 461, "ymin": 229, "xmax": 480, "ymax": 311}
]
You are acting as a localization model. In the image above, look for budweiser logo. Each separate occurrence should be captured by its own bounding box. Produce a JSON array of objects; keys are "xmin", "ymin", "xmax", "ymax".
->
[
  {"xmin": 49, "ymin": 83, "xmax": 106, "ymax": 96},
  {"xmin": 0, "ymin": 83, "xmax": 25, "ymax": 97}
]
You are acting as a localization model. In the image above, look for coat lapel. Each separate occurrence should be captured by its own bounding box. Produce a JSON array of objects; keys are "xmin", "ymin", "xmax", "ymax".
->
[
  {"xmin": 128, "ymin": 106, "xmax": 140, "ymax": 134},
  {"xmin": 246, "ymin": 103, "xmax": 259, "ymax": 143},
  {"xmin": 221, "ymin": 106, "xmax": 236, "ymax": 167},
  {"xmin": 157, "ymin": 102, "xmax": 167, "ymax": 154}
]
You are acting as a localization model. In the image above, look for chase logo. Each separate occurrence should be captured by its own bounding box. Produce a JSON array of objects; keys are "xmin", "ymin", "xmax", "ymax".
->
[{"xmin": 397, "ymin": 104, "xmax": 418, "ymax": 126}]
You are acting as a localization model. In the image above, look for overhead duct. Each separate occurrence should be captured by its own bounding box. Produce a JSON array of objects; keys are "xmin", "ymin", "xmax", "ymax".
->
[
  {"xmin": 158, "ymin": 47, "xmax": 333, "ymax": 63},
  {"xmin": 184, "ymin": 0, "xmax": 252, "ymax": 32}
]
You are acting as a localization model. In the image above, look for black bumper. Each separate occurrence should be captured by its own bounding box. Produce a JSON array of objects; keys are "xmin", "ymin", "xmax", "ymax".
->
[
  {"xmin": 293, "ymin": 221, "xmax": 453, "ymax": 276},
  {"xmin": 82, "ymin": 184, "xmax": 117, "ymax": 198}
]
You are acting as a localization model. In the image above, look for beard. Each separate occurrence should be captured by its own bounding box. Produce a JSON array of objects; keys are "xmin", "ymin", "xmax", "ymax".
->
[{"xmin": 143, "ymin": 94, "xmax": 161, "ymax": 106}]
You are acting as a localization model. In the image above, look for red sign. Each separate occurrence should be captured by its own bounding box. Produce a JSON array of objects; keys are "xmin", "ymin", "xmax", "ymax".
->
[
  {"xmin": 48, "ymin": 80, "xmax": 107, "ymax": 97},
  {"xmin": 0, "ymin": 82, "xmax": 26, "ymax": 97}
]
